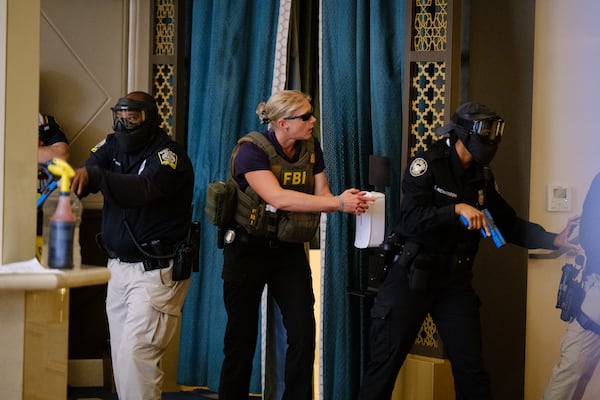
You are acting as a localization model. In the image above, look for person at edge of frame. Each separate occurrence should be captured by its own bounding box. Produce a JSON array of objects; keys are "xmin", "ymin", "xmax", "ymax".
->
[
  {"xmin": 218, "ymin": 89, "xmax": 373, "ymax": 400},
  {"xmin": 543, "ymin": 171, "xmax": 600, "ymax": 400},
  {"xmin": 357, "ymin": 101, "xmax": 580, "ymax": 400},
  {"xmin": 38, "ymin": 113, "xmax": 70, "ymax": 163},
  {"xmin": 37, "ymin": 113, "xmax": 71, "ymax": 256}
]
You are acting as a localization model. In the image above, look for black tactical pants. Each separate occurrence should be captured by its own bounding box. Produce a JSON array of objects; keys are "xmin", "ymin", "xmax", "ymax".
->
[
  {"xmin": 358, "ymin": 257, "xmax": 491, "ymax": 400},
  {"xmin": 219, "ymin": 232, "xmax": 315, "ymax": 400}
]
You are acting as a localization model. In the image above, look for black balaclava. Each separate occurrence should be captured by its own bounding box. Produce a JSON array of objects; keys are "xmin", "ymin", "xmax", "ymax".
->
[{"xmin": 111, "ymin": 96, "xmax": 160, "ymax": 153}]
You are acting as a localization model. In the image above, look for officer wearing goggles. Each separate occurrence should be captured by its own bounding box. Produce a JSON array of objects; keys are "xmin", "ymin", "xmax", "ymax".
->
[
  {"xmin": 358, "ymin": 101, "xmax": 578, "ymax": 400},
  {"xmin": 111, "ymin": 96, "xmax": 160, "ymax": 153},
  {"xmin": 71, "ymin": 91, "xmax": 194, "ymax": 400},
  {"xmin": 434, "ymin": 102, "xmax": 505, "ymax": 165}
]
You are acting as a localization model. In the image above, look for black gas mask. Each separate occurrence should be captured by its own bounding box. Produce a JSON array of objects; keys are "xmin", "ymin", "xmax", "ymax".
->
[
  {"xmin": 111, "ymin": 97, "xmax": 159, "ymax": 153},
  {"xmin": 436, "ymin": 102, "xmax": 505, "ymax": 166}
]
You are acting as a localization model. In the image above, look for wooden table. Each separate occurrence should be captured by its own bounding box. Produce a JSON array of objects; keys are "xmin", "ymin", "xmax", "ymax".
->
[{"xmin": 0, "ymin": 262, "xmax": 110, "ymax": 400}]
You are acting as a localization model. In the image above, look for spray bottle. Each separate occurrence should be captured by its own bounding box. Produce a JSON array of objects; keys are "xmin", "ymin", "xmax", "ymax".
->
[{"xmin": 46, "ymin": 158, "xmax": 76, "ymax": 269}]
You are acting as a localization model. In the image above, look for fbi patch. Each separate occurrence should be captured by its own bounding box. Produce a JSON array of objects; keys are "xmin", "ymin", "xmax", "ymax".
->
[
  {"xmin": 409, "ymin": 157, "xmax": 427, "ymax": 177},
  {"xmin": 158, "ymin": 148, "xmax": 178, "ymax": 169}
]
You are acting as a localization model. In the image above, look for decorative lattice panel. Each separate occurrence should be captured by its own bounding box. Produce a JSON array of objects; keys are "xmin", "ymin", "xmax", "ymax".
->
[
  {"xmin": 152, "ymin": 0, "xmax": 177, "ymax": 137},
  {"xmin": 413, "ymin": 0, "xmax": 448, "ymax": 52},
  {"xmin": 414, "ymin": 312, "xmax": 442, "ymax": 349},
  {"xmin": 154, "ymin": 0, "xmax": 175, "ymax": 56},
  {"xmin": 153, "ymin": 64, "xmax": 175, "ymax": 136},
  {"xmin": 409, "ymin": 61, "xmax": 446, "ymax": 157},
  {"xmin": 404, "ymin": 0, "xmax": 454, "ymax": 359}
]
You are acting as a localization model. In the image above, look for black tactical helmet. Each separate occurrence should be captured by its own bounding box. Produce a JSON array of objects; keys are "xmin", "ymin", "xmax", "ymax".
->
[{"xmin": 435, "ymin": 102, "xmax": 505, "ymax": 165}]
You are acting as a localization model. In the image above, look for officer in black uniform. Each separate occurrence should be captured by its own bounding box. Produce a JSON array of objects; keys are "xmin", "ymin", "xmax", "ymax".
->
[
  {"xmin": 71, "ymin": 91, "xmax": 194, "ymax": 400},
  {"xmin": 358, "ymin": 102, "xmax": 579, "ymax": 400}
]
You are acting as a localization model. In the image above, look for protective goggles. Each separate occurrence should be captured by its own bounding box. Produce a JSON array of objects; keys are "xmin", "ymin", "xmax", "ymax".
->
[
  {"xmin": 456, "ymin": 116, "xmax": 504, "ymax": 142},
  {"xmin": 111, "ymin": 98, "xmax": 148, "ymax": 130}
]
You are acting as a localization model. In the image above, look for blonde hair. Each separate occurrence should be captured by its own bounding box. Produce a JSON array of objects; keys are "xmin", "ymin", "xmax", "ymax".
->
[{"xmin": 256, "ymin": 90, "xmax": 311, "ymax": 127}]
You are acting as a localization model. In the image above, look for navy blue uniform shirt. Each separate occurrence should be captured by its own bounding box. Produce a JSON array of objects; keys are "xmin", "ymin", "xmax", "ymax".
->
[{"xmin": 81, "ymin": 128, "xmax": 194, "ymax": 259}]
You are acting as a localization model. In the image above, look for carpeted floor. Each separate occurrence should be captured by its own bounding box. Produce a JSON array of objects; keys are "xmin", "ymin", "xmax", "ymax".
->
[{"xmin": 68, "ymin": 386, "xmax": 222, "ymax": 399}]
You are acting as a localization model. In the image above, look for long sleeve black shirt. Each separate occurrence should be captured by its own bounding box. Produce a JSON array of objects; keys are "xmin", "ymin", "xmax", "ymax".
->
[{"xmin": 394, "ymin": 138, "xmax": 557, "ymax": 256}]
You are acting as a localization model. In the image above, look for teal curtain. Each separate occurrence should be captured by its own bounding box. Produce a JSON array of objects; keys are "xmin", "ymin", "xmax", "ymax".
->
[
  {"xmin": 264, "ymin": 2, "xmax": 320, "ymax": 399},
  {"xmin": 177, "ymin": 0, "xmax": 280, "ymax": 393},
  {"xmin": 320, "ymin": 2, "xmax": 405, "ymax": 398},
  {"xmin": 178, "ymin": 1, "xmax": 405, "ymax": 397}
]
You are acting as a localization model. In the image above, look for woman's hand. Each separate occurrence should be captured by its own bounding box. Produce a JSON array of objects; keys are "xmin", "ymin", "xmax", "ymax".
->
[{"xmin": 338, "ymin": 189, "xmax": 375, "ymax": 215}]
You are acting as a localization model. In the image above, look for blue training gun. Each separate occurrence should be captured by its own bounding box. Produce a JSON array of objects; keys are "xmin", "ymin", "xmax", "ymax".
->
[{"xmin": 460, "ymin": 208, "xmax": 506, "ymax": 248}]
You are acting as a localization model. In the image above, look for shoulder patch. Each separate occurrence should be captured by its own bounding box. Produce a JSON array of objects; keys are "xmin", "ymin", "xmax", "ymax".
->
[
  {"xmin": 91, "ymin": 138, "xmax": 106, "ymax": 153},
  {"xmin": 409, "ymin": 157, "xmax": 428, "ymax": 177},
  {"xmin": 158, "ymin": 148, "xmax": 178, "ymax": 169}
]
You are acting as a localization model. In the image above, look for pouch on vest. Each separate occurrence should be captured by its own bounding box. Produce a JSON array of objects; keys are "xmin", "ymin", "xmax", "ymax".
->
[
  {"xmin": 205, "ymin": 180, "xmax": 237, "ymax": 226},
  {"xmin": 276, "ymin": 211, "xmax": 320, "ymax": 243},
  {"xmin": 233, "ymin": 191, "xmax": 319, "ymax": 243}
]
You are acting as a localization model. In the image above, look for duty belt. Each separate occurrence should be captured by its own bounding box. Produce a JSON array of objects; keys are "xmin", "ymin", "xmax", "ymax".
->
[
  {"xmin": 106, "ymin": 250, "xmax": 144, "ymax": 263},
  {"xmin": 577, "ymin": 312, "xmax": 600, "ymax": 336},
  {"xmin": 106, "ymin": 250, "xmax": 172, "ymax": 271}
]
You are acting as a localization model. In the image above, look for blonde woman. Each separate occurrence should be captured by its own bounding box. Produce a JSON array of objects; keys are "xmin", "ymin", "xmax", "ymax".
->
[{"xmin": 218, "ymin": 90, "xmax": 371, "ymax": 399}]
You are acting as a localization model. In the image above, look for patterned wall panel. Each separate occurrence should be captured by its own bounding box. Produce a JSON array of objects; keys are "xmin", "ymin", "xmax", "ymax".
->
[
  {"xmin": 413, "ymin": 0, "xmax": 448, "ymax": 51},
  {"xmin": 408, "ymin": 61, "xmax": 446, "ymax": 157},
  {"xmin": 409, "ymin": 0, "xmax": 449, "ymax": 157},
  {"xmin": 152, "ymin": 0, "xmax": 179, "ymax": 140},
  {"xmin": 154, "ymin": 0, "xmax": 176, "ymax": 56},
  {"xmin": 153, "ymin": 64, "xmax": 175, "ymax": 136},
  {"xmin": 403, "ymin": 0, "xmax": 458, "ymax": 359}
]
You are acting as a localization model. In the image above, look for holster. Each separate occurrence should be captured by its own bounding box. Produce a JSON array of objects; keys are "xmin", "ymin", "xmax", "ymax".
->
[
  {"xmin": 172, "ymin": 241, "xmax": 194, "ymax": 281},
  {"xmin": 172, "ymin": 221, "xmax": 201, "ymax": 281},
  {"xmin": 367, "ymin": 236, "xmax": 417, "ymax": 292},
  {"xmin": 141, "ymin": 240, "xmax": 171, "ymax": 271},
  {"xmin": 556, "ymin": 262, "xmax": 584, "ymax": 322}
]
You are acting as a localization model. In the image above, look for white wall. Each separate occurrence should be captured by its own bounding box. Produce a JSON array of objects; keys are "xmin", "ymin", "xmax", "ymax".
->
[{"xmin": 525, "ymin": 1, "xmax": 600, "ymax": 398}]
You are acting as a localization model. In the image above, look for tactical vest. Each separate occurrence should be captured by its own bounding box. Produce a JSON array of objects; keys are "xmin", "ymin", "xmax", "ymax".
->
[{"xmin": 230, "ymin": 131, "xmax": 321, "ymax": 243}]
